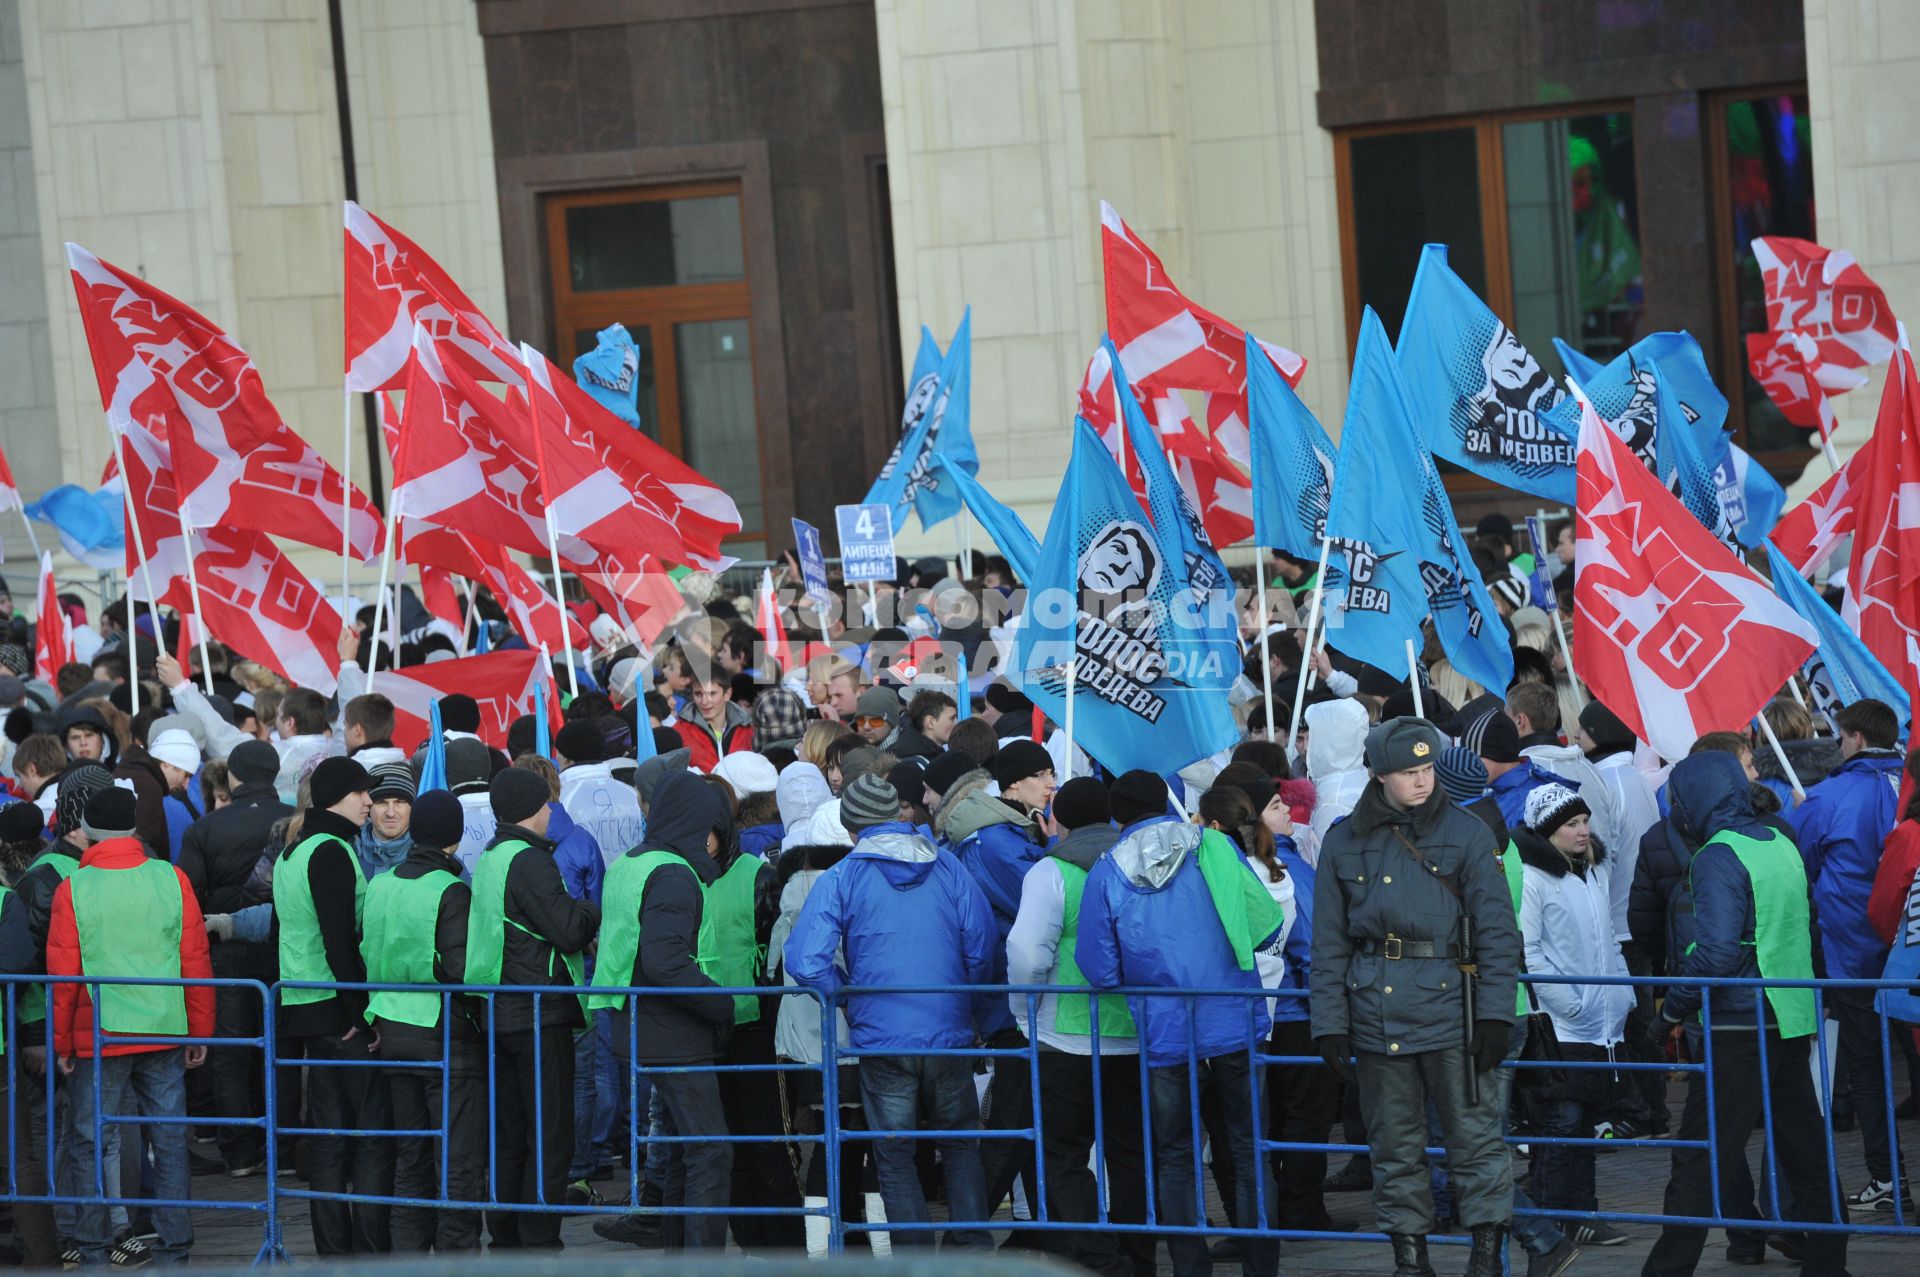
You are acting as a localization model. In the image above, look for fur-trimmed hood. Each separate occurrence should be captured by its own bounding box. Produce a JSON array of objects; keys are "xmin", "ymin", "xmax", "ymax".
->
[{"xmin": 1512, "ymin": 825, "xmax": 1608, "ymax": 878}]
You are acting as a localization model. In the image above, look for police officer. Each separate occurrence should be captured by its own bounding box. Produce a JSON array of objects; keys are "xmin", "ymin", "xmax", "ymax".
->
[{"xmin": 1311, "ymin": 717, "xmax": 1520, "ymax": 1277}]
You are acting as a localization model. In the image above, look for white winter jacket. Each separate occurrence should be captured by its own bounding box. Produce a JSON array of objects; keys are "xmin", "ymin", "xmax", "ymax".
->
[
  {"xmin": 1589, "ymin": 750, "xmax": 1661, "ymax": 942},
  {"xmin": 559, "ymin": 761, "xmax": 647, "ymax": 864},
  {"xmin": 1305, "ymin": 699, "xmax": 1370, "ymax": 857},
  {"xmin": 1516, "ymin": 831, "xmax": 1634, "ymax": 1047}
]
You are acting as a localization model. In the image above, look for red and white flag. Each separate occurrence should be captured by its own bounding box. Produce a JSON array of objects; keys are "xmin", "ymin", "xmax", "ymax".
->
[
  {"xmin": 1769, "ymin": 436, "xmax": 1870, "ymax": 575},
  {"xmin": 1747, "ymin": 236, "xmax": 1900, "ymax": 435},
  {"xmin": 575, "ymin": 549, "xmax": 688, "ymax": 649},
  {"xmin": 1100, "ymin": 201, "xmax": 1304, "ymax": 395},
  {"xmin": 33, "ymin": 553, "xmax": 73, "ymax": 683},
  {"xmin": 1573, "ymin": 397, "xmax": 1817, "ymax": 762},
  {"xmin": 0, "ymin": 444, "xmax": 20, "ymax": 514},
  {"xmin": 1837, "ymin": 344, "xmax": 1920, "ymax": 687},
  {"xmin": 757, "ymin": 567, "xmax": 794, "ymax": 673},
  {"xmin": 373, "ymin": 649, "xmax": 559, "ymax": 753},
  {"xmin": 344, "ymin": 201, "xmax": 521, "ymax": 393},
  {"xmin": 65, "ymin": 244, "xmax": 385, "ymax": 560}
]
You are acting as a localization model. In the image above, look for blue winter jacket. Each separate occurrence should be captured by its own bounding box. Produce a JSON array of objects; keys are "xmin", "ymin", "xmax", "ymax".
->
[
  {"xmin": 783, "ymin": 821, "xmax": 997, "ymax": 1051},
  {"xmin": 1271, "ymin": 839, "xmax": 1314, "ymax": 1025},
  {"xmin": 948, "ymin": 800, "xmax": 1047, "ymax": 1035},
  {"xmin": 739, "ymin": 822, "xmax": 783, "ymax": 863},
  {"xmin": 1075, "ymin": 815, "xmax": 1285, "ymax": 1066},
  {"xmin": 1786, "ymin": 750, "xmax": 1904, "ymax": 980},
  {"xmin": 1662, "ymin": 753, "xmax": 1811, "ymax": 1028},
  {"xmin": 1489, "ymin": 760, "xmax": 1578, "ymax": 835},
  {"xmin": 547, "ymin": 802, "xmax": 605, "ymax": 906}
]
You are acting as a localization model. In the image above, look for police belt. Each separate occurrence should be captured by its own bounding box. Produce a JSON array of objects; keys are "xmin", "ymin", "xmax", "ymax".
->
[{"xmin": 1360, "ymin": 935, "xmax": 1463, "ymax": 960}]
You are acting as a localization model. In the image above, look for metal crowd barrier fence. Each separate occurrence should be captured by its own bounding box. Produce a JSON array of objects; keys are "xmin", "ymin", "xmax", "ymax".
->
[{"xmin": 0, "ymin": 972, "xmax": 1913, "ymax": 1263}]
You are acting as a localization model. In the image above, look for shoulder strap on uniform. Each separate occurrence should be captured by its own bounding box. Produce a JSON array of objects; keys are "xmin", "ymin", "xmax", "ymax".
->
[{"xmin": 1389, "ymin": 826, "xmax": 1463, "ymax": 902}]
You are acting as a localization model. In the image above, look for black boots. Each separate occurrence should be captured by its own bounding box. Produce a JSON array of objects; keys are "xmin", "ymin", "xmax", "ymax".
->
[
  {"xmin": 1390, "ymin": 1233, "xmax": 1438, "ymax": 1277},
  {"xmin": 1465, "ymin": 1224, "xmax": 1509, "ymax": 1277}
]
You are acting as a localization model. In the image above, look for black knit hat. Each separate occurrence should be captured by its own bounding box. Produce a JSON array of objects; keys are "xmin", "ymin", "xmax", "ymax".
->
[
  {"xmin": 1110, "ymin": 769, "xmax": 1169, "ymax": 827},
  {"xmin": 227, "ymin": 739, "xmax": 279, "ymax": 787},
  {"xmin": 922, "ymin": 750, "xmax": 977, "ymax": 805},
  {"xmin": 446, "ymin": 739, "xmax": 491, "ymax": 794},
  {"xmin": 1461, "ymin": 709, "xmax": 1523, "ymax": 765},
  {"xmin": 410, "ymin": 790, "xmax": 465, "ymax": 851},
  {"xmin": 81, "ymin": 786, "xmax": 138, "ymax": 841},
  {"xmin": 1577, "ymin": 700, "xmax": 1638, "ymax": 752},
  {"xmin": 990, "ymin": 740, "xmax": 1053, "ymax": 791},
  {"xmin": 489, "ymin": 767, "xmax": 550, "ymax": 825},
  {"xmin": 0, "ymin": 800, "xmax": 45, "ymax": 844},
  {"xmin": 438, "ymin": 694, "xmax": 481, "ymax": 734},
  {"xmin": 310, "ymin": 757, "xmax": 372, "ymax": 812},
  {"xmin": 1051, "ymin": 776, "xmax": 1111, "ymax": 831},
  {"xmin": 555, "ymin": 720, "xmax": 605, "ymax": 765}
]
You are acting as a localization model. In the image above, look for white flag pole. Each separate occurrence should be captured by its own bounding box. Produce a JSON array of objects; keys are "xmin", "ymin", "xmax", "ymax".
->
[
  {"xmin": 1784, "ymin": 674, "xmax": 1808, "ymax": 709},
  {"xmin": 458, "ymin": 577, "xmax": 477, "ymax": 656},
  {"xmin": 364, "ymin": 502, "xmax": 400, "ymax": 696},
  {"xmin": 1405, "ymin": 638, "xmax": 1425, "ymax": 720},
  {"xmin": 1755, "ymin": 712, "xmax": 1806, "ymax": 802},
  {"xmin": 541, "ymin": 516, "xmax": 580, "ymax": 701},
  {"xmin": 176, "ymin": 503, "xmax": 216, "ymax": 696},
  {"xmin": 1286, "ymin": 536, "xmax": 1334, "ymax": 757},
  {"xmin": 518, "ymin": 343, "xmax": 580, "ymax": 700},
  {"xmin": 1062, "ymin": 653, "xmax": 1076, "ymax": 782},
  {"xmin": 1254, "ymin": 546, "xmax": 1276, "ymax": 741},
  {"xmin": 340, "ymin": 386, "xmax": 355, "ymax": 616},
  {"xmin": 15, "ymin": 508, "xmax": 42, "ymax": 560},
  {"xmin": 112, "ymin": 428, "xmax": 166, "ymax": 721}
]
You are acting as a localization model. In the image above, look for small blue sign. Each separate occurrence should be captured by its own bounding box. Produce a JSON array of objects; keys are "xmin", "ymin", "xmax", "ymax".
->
[
  {"xmin": 791, "ymin": 517, "xmax": 832, "ymax": 609},
  {"xmin": 1524, "ymin": 514, "xmax": 1558, "ymax": 614},
  {"xmin": 835, "ymin": 502, "xmax": 897, "ymax": 584}
]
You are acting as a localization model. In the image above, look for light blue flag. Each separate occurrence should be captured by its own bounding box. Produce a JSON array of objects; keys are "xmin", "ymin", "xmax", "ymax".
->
[
  {"xmin": 1764, "ymin": 543, "xmax": 1910, "ymax": 732},
  {"xmin": 1551, "ymin": 337, "xmax": 1603, "ymax": 385},
  {"xmin": 473, "ymin": 616, "xmax": 492, "ymax": 655},
  {"xmin": 535, "ymin": 676, "xmax": 552, "ymax": 760},
  {"xmin": 1326, "ymin": 309, "xmax": 1515, "ymax": 695},
  {"xmin": 1106, "ymin": 336, "xmax": 1240, "ymax": 692},
  {"xmin": 927, "ymin": 452, "xmax": 1041, "ymax": 583},
  {"xmin": 572, "ymin": 323, "xmax": 643, "ymax": 430},
  {"xmin": 1395, "ymin": 244, "xmax": 1577, "ymax": 500},
  {"xmin": 1654, "ymin": 367, "xmax": 1787, "ymax": 551},
  {"xmin": 865, "ymin": 309, "xmax": 977, "ymax": 534},
  {"xmin": 25, "ymin": 482, "xmax": 125, "ymax": 571},
  {"xmin": 1014, "ymin": 420, "xmax": 1239, "ymax": 777},
  {"xmin": 419, "ymin": 701, "xmax": 448, "ymax": 794},
  {"xmin": 1245, "ymin": 330, "xmax": 1337, "ymax": 561}
]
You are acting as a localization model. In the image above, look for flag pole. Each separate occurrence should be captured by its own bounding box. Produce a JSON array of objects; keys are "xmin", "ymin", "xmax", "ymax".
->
[
  {"xmin": 1286, "ymin": 536, "xmax": 1334, "ymax": 758},
  {"xmin": 15, "ymin": 509, "xmax": 42, "ymax": 560},
  {"xmin": 175, "ymin": 505, "xmax": 216, "ymax": 696},
  {"xmin": 113, "ymin": 428, "xmax": 166, "ymax": 719},
  {"xmin": 517, "ymin": 343, "xmax": 580, "ymax": 700},
  {"xmin": 1532, "ymin": 506, "xmax": 1585, "ymax": 707},
  {"xmin": 1254, "ymin": 545, "xmax": 1276, "ymax": 741},
  {"xmin": 1784, "ymin": 674, "xmax": 1808, "ymax": 709},
  {"xmin": 1405, "ymin": 638, "xmax": 1425, "ymax": 720},
  {"xmin": 458, "ymin": 577, "xmax": 477, "ymax": 656},
  {"xmin": 1755, "ymin": 712, "xmax": 1806, "ymax": 802},
  {"xmin": 1061, "ymin": 654, "xmax": 1076, "ymax": 782},
  {"xmin": 340, "ymin": 386, "xmax": 355, "ymax": 616},
  {"xmin": 542, "ymin": 515, "xmax": 580, "ymax": 700},
  {"xmin": 365, "ymin": 503, "xmax": 400, "ymax": 696}
]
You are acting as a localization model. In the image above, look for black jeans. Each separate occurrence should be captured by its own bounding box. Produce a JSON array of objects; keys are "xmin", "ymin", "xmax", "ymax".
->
[
  {"xmin": 980, "ymin": 1026, "xmax": 1042, "ymax": 1223},
  {"xmin": 651, "ymin": 1069, "xmax": 733, "ymax": 1250},
  {"xmin": 293, "ymin": 1030, "xmax": 393, "ymax": 1255},
  {"xmin": 1830, "ymin": 985, "xmax": 1907, "ymax": 1185},
  {"xmin": 485, "ymin": 1027, "xmax": 573, "ymax": 1249},
  {"xmin": 718, "ymin": 1021, "xmax": 804, "ymax": 1253},
  {"xmin": 1150, "ymin": 1052, "xmax": 1277, "ymax": 1277},
  {"xmin": 209, "ymin": 941, "xmax": 271, "ymax": 1170},
  {"xmin": 1642, "ymin": 1030, "xmax": 1849, "ymax": 1277},
  {"xmin": 1037, "ymin": 1048, "xmax": 1153, "ymax": 1277},
  {"xmin": 381, "ymin": 1029, "xmax": 484, "ymax": 1253},
  {"xmin": 1265, "ymin": 1019, "xmax": 1338, "ymax": 1228}
]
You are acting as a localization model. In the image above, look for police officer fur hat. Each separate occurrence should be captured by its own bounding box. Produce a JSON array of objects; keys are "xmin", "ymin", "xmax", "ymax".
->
[{"xmin": 1363, "ymin": 716, "xmax": 1445, "ymax": 776}]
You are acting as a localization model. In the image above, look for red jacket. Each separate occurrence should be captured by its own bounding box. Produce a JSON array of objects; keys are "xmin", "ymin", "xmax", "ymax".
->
[
  {"xmin": 1868, "ymin": 819, "xmax": 1920, "ymax": 947},
  {"xmin": 674, "ymin": 715, "xmax": 754, "ymax": 773},
  {"xmin": 49, "ymin": 837, "xmax": 214, "ymax": 1059}
]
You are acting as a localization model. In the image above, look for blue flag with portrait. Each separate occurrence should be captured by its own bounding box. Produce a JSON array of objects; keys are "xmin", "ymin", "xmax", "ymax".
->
[
  {"xmin": 1395, "ymin": 244, "xmax": 1577, "ymax": 501},
  {"xmin": 1764, "ymin": 543, "xmax": 1910, "ymax": 734},
  {"xmin": 1105, "ymin": 336, "xmax": 1240, "ymax": 693},
  {"xmin": 571, "ymin": 324, "xmax": 643, "ymax": 430},
  {"xmin": 1245, "ymin": 330, "xmax": 1337, "ymax": 561},
  {"xmin": 865, "ymin": 309, "xmax": 977, "ymax": 534},
  {"xmin": 1014, "ymin": 420, "xmax": 1238, "ymax": 777},
  {"xmin": 1653, "ymin": 367, "xmax": 1786, "ymax": 551},
  {"xmin": 1326, "ymin": 308, "xmax": 1514, "ymax": 695}
]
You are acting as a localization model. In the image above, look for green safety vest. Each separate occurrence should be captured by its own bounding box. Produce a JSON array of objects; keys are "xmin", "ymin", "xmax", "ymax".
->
[
  {"xmin": 1498, "ymin": 839, "xmax": 1529, "ymax": 1018},
  {"xmin": 68, "ymin": 858, "xmax": 187, "ymax": 1038},
  {"xmin": 17, "ymin": 848, "xmax": 76, "ymax": 1027},
  {"xmin": 1049, "ymin": 858, "xmax": 1137, "ymax": 1039},
  {"xmin": 697, "ymin": 852, "xmax": 764, "ymax": 1024},
  {"xmin": 1690, "ymin": 828, "xmax": 1817, "ymax": 1039},
  {"xmin": 272, "ymin": 832, "xmax": 368, "ymax": 1009},
  {"xmin": 361, "ymin": 869, "xmax": 462, "ymax": 1028},
  {"xmin": 587, "ymin": 850, "xmax": 695, "ymax": 1014},
  {"xmin": 464, "ymin": 840, "xmax": 587, "ymax": 1017},
  {"xmin": 1194, "ymin": 829, "xmax": 1287, "ymax": 972}
]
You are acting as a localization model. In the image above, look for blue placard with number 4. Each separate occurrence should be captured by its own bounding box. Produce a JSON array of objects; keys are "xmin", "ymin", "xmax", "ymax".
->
[{"xmin": 835, "ymin": 503, "xmax": 897, "ymax": 584}]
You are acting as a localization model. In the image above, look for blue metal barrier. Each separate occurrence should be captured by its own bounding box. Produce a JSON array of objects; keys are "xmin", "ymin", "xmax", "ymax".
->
[{"xmin": 1, "ymin": 970, "xmax": 1914, "ymax": 1264}]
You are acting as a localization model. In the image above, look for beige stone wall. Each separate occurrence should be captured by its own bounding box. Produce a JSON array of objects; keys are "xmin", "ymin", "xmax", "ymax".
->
[
  {"xmin": 874, "ymin": 0, "xmax": 1345, "ymax": 559},
  {"xmin": 11, "ymin": 0, "xmax": 503, "ymax": 578},
  {"xmin": 1797, "ymin": 0, "xmax": 1920, "ymax": 497}
]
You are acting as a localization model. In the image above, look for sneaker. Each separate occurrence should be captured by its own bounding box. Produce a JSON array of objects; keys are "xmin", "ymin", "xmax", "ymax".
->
[
  {"xmin": 1526, "ymin": 1239, "xmax": 1580, "ymax": 1277},
  {"xmin": 59, "ymin": 1240, "xmax": 81, "ymax": 1270},
  {"xmin": 110, "ymin": 1234, "xmax": 152, "ymax": 1269},
  {"xmin": 1322, "ymin": 1159, "xmax": 1372, "ymax": 1192},
  {"xmin": 1569, "ymin": 1221, "xmax": 1629, "ymax": 1247},
  {"xmin": 228, "ymin": 1157, "xmax": 268, "ymax": 1179},
  {"xmin": 1845, "ymin": 1178, "xmax": 1914, "ymax": 1212},
  {"xmin": 566, "ymin": 1178, "xmax": 605, "ymax": 1208},
  {"xmin": 591, "ymin": 1212, "xmax": 663, "ymax": 1248}
]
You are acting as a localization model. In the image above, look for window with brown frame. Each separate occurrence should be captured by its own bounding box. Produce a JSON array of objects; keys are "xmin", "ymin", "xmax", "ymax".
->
[{"xmin": 545, "ymin": 182, "xmax": 765, "ymax": 538}]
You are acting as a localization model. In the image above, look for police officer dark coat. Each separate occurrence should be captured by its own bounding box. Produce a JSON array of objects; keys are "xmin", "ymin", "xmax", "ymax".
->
[{"xmin": 1310, "ymin": 717, "xmax": 1521, "ymax": 1277}]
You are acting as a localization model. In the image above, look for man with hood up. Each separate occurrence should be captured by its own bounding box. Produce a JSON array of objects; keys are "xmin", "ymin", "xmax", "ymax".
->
[
  {"xmin": 1312, "ymin": 718, "xmax": 1520, "ymax": 1277},
  {"xmin": 588, "ymin": 771, "xmax": 737, "ymax": 1251},
  {"xmin": 786, "ymin": 773, "xmax": 998, "ymax": 1250},
  {"xmin": 1076, "ymin": 770, "xmax": 1289, "ymax": 1277},
  {"xmin": 1305, "ymin": 698, "xmax": 1370, "ymax": 854},
  {"xmin": 1005, "ymin": 776, "xmax": 1150, "ymax": 1277},
  {"xmin": 1640, "ymin": 751, "xmax": 1849, "ymax": 1277}
]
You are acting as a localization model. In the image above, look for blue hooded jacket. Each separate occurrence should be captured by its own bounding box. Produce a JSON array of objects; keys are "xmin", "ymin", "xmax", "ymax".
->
[
  {"xmin": 1489, "ymin": 759, "xmax": 1578, "ymax": 834},
  {"xmin": 1270, "ymin": 838, "xmax": 1314, "ymax": 1025},
  {"xmin": 546, "ymin": 802, "xmax": 605, "ymax": 906},
  {"xmin": 1786, "ymin": 750, "xmax": 1904, "ymax": 979},
  {"xmin": 1075, "ymin": 815, "xmax": 1284, "ymax": 1065},
  {"xmin": 1662, "ymin": 752, "xmax": 1809, "ymax": 1027},
  {"xmin": 783, "ymin": 821, "xmax": 997, "ymax": 1050},
  {"xmin": 738, "ymin": 822, "xmax": 783, "ymax": 863},
  {"xmin": 944, "ymin": 791, "xmax": 1047, "ymax": 1035}
]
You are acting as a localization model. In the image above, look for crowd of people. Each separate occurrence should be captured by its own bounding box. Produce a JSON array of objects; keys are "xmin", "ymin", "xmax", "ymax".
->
[{"xmin": 0, "ymin": 537, "xmax": 1911, "ymax": 1277}]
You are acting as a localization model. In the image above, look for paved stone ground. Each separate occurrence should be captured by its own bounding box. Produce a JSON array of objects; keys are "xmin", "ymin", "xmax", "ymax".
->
[{"xmin": 98, "ymin": 1074, "xmax": 1920, "ymax": 1272}]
